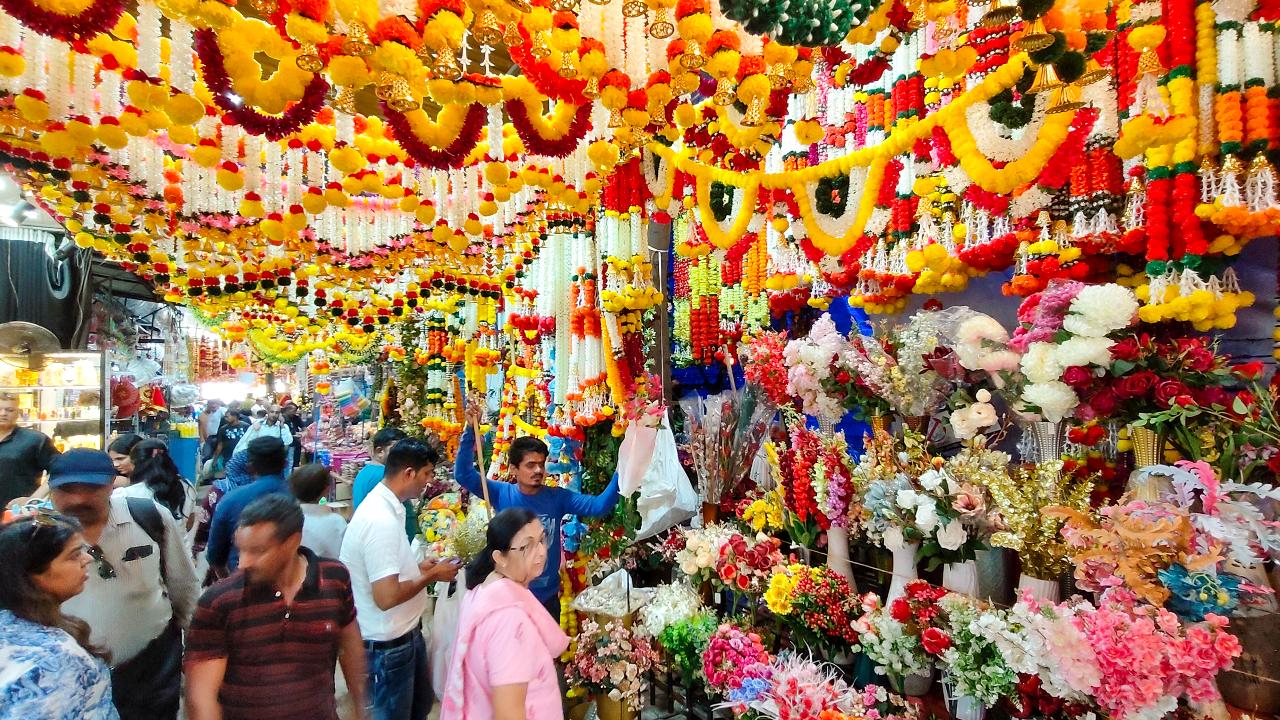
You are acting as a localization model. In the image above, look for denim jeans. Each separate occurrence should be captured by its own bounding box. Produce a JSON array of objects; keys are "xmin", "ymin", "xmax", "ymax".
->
[{"xmin": 365, "ymin": 630, "xmax": 432, "ymax": 720}]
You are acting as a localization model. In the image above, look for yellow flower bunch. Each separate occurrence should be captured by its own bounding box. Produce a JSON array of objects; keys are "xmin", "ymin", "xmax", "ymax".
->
[
  {"xmin": 1135, "ymin": 280, "xmax": 1254, "ymax": 331},
  {"xmin": 764, "ymin": 563, "xmax": 806, "ymax": 615},
  {"xmin": 743, "ymin": 486, "xmax": 785, "ymax": 533}
]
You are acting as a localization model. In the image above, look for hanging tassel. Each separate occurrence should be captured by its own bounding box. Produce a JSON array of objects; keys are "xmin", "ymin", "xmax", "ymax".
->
[
  {"xmin": 1219, "ymin": 154, "xmax": 1244, "ymax": 207},
  {"xmin": 1245, "ymin": 154, "xmax": 1279, "ymax": 212}
]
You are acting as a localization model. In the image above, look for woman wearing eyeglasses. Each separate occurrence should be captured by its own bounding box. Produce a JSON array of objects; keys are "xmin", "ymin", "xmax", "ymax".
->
[
  {"xmin": 0, "ymin": 512, "xmax": 120, "ymax": 719},
  {"xmin": 440, "ymin": 508, "xmax": 569, "ymax": 720}
]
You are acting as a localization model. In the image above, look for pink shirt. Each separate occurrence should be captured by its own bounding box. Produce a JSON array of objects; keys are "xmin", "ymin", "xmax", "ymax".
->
[{"xmin": 440, "ymin": 578, "xmax": 569, "ymax": 720}]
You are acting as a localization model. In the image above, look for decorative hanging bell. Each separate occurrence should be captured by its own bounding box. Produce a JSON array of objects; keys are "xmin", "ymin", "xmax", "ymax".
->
[
  {"xmin": 622, "ymin": 0, "xmax": 647, "ymax": 16},
  {"xmin": 582, "ymin": 75, "xmax": 601, "ymax": 99},
  {"xmin": 1015, "ymin": 20, "xmax": 1055, "ymax": 51},
  {"xmin": 980, "ymin": 0, "xmax": 1019, "ymax": 26},
  {"xmin": 433, "ymin": 50, "xmax": 464, "ymax": 80},
  {"xmin": 389, "ymin": 77, "xmax": 421, "ymax": 113},
  {"xmin": 375, "ymin": 72, "xmax": 399, "ymax": 101},
  {"xmin": 505, "ymin": 0, "xmax": 532, "ymax": 11},
  {"xmin": 712, "ymin": 76, "xmax": 735, "ymax": 106},
  {"xmin": 648, "ymin": 7, "xmax": 674, "ymax": 38},
  {"xmin": 472, "ymin": 9, "xmax": 503, "ymax": 47},
  {"xmin": 680, "ymin": 40, "xmax": 706, "ymax": 70},
  {"xmin": 558, "ymin": 50, "xmax": 578, "ymax": 78},
  {"xmin": 792, "ymin": 72, "xmax": 815, "ymax": 94},
  {"xmin": 332, "ymin": 87, "xmax": 359, "ymax": 114},
  {"xmin": 768, "ymin": 63, "xmax": 792, "ymax": 89},
  {"xmin": 608, "ymin": 106, "xmax": 625, "ymax": 128},
  {"xmin": 1047, "ymin": 82, "xmax": 1084, "ymax": 114},
  {"xmin": 342, "ymin": 23, "xmax": 374, "ymax": 57},
  {"xmin": 1077, "ymin": 58, "xmax": 1110, "ymax": 85},
  {"xmin": 742, "ymin": 95, "xmax": 766, "ymax": 127},
  {"xmin": 250, "ymin": 0, "xmax": 278, "ymax": 15},
  {"xmin": 673, "ymin": 72, "xmax": 698, "ymax": 95},
  {"xmin": 296, "ymin": 44, "xmax": 324, "ymax": 72},
  {"xmin": 531, "ymin": 30, "xmax": 552, "ymax": 58},
  {"xmin": 550, "ymin": 0, "xmax": 578, "ymax": 10},
  {"xmin": 502, "ymin": 22, "xmax": 524, "ymax": 46},
  {"xmin": 1027, "ymin": 63, "xmax": 1063, "ymax": 94}
]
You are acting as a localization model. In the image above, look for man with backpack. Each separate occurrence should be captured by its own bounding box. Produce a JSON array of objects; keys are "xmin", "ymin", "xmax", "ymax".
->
[{"xmin": 49, "ymin": 448, "xmax": 201, "ymax": 720}]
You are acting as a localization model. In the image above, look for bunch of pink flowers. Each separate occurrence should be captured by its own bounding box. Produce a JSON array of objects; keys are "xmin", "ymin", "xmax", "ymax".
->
[{"xmin": 703, "ymin": 623, "xmax": 773, "ymax": 696}]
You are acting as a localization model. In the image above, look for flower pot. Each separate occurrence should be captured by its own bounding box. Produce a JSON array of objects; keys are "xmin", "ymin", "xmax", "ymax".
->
[
  {"xmin": 942, "ymin": 560, "xmax": 979, "ymax": 596},
  {"xmin": 1218, "ymin": 613, "xmax": 1280, "ymax": 714},
  {"xmin": 887, "ymin": 664, "xmax": 933, "ymax": 696},
  {"xmin": 886, "ymin": 540, "xmax": 920, "ymax": 602},
  {"xmin": 595, "ymin": 694, "xmax": 635, "ymax": 720},
  {"xmin": 943, "ymin": 673, "xmax": 988, "ymax": 720},
  {"xmin": 1128, "ymin": 425, "xmax": 1166, "ymax": 467},
  {"xmin": 869, "ymin": 414, "xmax": 891, "ymax": 437},
  {"xmin": 1022, "ymin": 420, "xmax": 1064, "ymax": 463},
  {"xmin": 975, "ymin": 548, "xmax": 1013, "ymax": 606},
  {"xmin": 1016, "ymin": 573, "xmax": 1060, "ymax": 602},
  {"xmin": 701, "ymin": 501, "xmax": 719, "ymax": 525},
  {"xmin": 827, "ymin": 526, "xmax": 855, "ymax": 589},
  {"xmin": 901, "ymin": 415, "xmax": 927, "ymax": 435}
]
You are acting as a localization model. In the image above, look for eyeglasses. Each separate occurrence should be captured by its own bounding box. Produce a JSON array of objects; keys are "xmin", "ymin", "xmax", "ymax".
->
[
  {"xmin": 511, "ymin": 534, "xmax": 548, "ymax": 555},
  {"xmin": 27, "ymin": 507, "xmax": 63, "ymax": 541},
  {"xmin": 84, "ymin": 544, "xmax": 117, "ymax": 580}
]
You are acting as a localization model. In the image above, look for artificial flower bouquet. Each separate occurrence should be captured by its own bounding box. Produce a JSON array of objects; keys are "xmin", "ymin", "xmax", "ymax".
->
[
  {"xmin": 638, "ymin": 581, "xmax": 704, "ymax": 638},
  {"xmin": 719, "ymin": 652, "xmax": 862, "ymax": 720},
  {"xmin": 855, "ymin": 429, "xmax": 936, "ymax": 551},
  {"xmin": 986, "ymin": 460, "xmax": 1093, "ymax": 581},
  {"xmin": 681, "ymin": 384, "xmax": 778, "ymax": 514},
  {"xmin": 764, "ymin": 563, "xmax": 862, "ymax": 655},
  {"xmin": 916, "ymin": 441, "xmax": 1007, "ymax": 570},
  {"xmin": 702, "ymin": 622, "xmax": 773, "ymax": 697},
  {"xmin": 1009, "ymin": 280, "xmax": 1140, "ymax": 423},
  {"xmin": 670, "ymin": 523, "xmax": 739, "ymax": 585},
  {"xmin": 856, "ymin": 582, "xmax": 950, "ymax": 682},
  {"xmin": 775, "ymin": 419, "xmax": 862, "ymax": 535},
  {"xmin": 816, "ymin": 683, "xmax": 921, "ymax": 720},
  {"xmin": 936, "ymin": 593, "xmax": 1019, "ymax": 706},
  {"xmin": 567, "ymin": 616, "xmax": 662, "ymax": 712},
  {"xmin": 657, "ymin": 609, "xmax": 719, "ymax": 686},
  {"xmin": 842, "ymin": 313, "xmax": 953, "ymax": 419},
  {"xmin": 415, "ymin": 491, "xmax": 463, "ymax": 558},
  {"xmin": 715, "ymin": 532, "xmax": 787, "ymax": 595}
]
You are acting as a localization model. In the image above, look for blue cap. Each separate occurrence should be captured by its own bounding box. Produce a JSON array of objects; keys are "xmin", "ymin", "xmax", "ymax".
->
[{"xmin": 48, "ymin": 448, "xmax": 117, "ymax": 488}]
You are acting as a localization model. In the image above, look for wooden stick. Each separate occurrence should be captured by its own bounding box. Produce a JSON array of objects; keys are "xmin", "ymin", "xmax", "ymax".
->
[{"xmin": 472, "ymin": 415, "xmax": 491, "ymax": 515}]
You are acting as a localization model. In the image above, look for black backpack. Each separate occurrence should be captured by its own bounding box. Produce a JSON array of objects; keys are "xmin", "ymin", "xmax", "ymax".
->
[{"xmin": 125, "ymin": 496, "xmax": 167, "ymax": 584}]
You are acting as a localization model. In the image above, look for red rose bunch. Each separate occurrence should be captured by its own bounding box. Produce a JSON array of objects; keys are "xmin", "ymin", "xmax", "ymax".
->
[{"xmin": 715, "ymin": 533, "xmax": 784, "ymax": 594}]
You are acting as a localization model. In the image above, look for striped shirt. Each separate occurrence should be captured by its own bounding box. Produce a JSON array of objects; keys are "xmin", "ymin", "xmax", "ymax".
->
[{"xmin": 184, "ymin": 547, "xmax": 357, "ymax": 720}]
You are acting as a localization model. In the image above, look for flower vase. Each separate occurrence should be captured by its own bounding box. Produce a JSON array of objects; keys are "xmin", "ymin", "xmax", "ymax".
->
[
  {"xmin": 942, "ymin": 560, "xmax": 979, "ymax": 596},
  {"xmin": 594, "ymin": 695, "xmax": 635, "ymax": 720},
  {"xmin": 869, "ymin": 413, "xmax": 891, "ymax": 437},
  {"xmin": 887, "ymin": 664, "xmax": 934, "ymax": 697},
  {"xmin": 1016, "ymin": 573, "xmax": 1060, "ymax": 602},
  {"xmin": 901, "ymin": 415, "xmax": 927, "ymax": 436},
  {"xmin": 827, "ymin": 526, "xmax": 855, "ymax": 589},
  {"xmin": 943, "ymin": 672, "xmax": 988, "ymax": 720},
  {"xmin": 885, "ymin": 541, "xmax": 920, "ymax": 602},
  {"xmin": 701, "ymin": 501, "xmax": 719, "ymax": 525},
  {"xmin": 1128, "ymin": 425, "xmax": 1166, "ymax": 466},
  {"xmin": 1023, "ymin": 420, "xmax": 1064, "ymax": 463}
]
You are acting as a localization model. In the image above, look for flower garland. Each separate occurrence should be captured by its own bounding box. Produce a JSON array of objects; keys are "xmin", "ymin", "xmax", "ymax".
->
[
  {"xmin": 380, "ymin": 101, "xmax": 486, "ymax": 169},
  {"xmin": 194, "ymin": 28, "xmax": 330, "ymax": 141},
  {"xmin": 0, "ymin": 0, "xmax": 124, "ymax": 40},
  {"xmin": 504, "ymin": 95, "xmax": 593, "ymax": 157},
  {"xmin": 507, "ymin": 21, "xmax": 591, "ymax": 104}
]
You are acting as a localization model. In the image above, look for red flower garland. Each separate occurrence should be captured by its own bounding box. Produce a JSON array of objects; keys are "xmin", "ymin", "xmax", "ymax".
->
[
  {"xmin": 381, "ymin": 101, "xmax": 486, "ymax": 170},
  {"xmin": 504, "ymin": 98, "xmax": 592, "ymax": 157},
  {"xmin": 194, "ymin": 28, "xmax": 329, "ymax": 141},
  {"xmin": 0, "ymin": 0, "xmax": 124, "ymax": 41},
  {"xmin": 507, "ymin": 23, "xmax": 590, "ymax": 104}
]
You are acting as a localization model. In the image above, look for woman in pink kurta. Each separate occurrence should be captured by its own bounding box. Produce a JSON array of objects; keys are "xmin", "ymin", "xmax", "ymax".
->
[{"xmin": 441, "ymin": 508, "xmax": 569, "ymax": 720}]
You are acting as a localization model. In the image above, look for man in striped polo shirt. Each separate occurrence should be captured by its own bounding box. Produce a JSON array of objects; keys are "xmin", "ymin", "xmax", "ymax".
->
[{"xmin": 185, "ymin": 495, "xmax": 369, "ymax": 720}]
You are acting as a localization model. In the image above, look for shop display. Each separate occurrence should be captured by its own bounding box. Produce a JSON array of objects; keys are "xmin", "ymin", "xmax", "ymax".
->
[{"xmin": 0, "ymin": 351, "xmax": 107, "ymax": 450}]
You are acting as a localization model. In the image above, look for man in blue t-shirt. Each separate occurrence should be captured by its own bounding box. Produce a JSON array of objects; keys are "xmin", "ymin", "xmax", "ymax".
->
[
  {"xmin": 351, "ymin": 426, "xmax": 419, "ymax": 539},
  {"xmin": 456, "ymin": 395, "xmax": 620, "ymax": 618},
  {"xmin": 205, "ymin": 437, "xmax": 289, "ymax": 578}
]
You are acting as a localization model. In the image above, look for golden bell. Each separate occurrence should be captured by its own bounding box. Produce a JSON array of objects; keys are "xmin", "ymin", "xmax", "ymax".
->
[
  {"xmin": 673, "ymin": 72, "xmax": 698, "ymax": 95},
  {"xmin": 389, "ymin": 78, "xmax": 421, "ymax": 113},
  {"xmin": 582, "ymin": 75, "xmax": 601, "ymax": 99},
  {"xmin": 1015, "ymin": 20, "xmax": 1055, "ymax": 51},
  {"xmin": 623, "ymin": 0, "xmax": 647, "ymax": 16},
  {"xmin": 608, "ymin": 107, "xmax": 625, "ymax": 128},
  {"xmin": 472, "ymin": 9, "xmax": 503, "ymax": 46},
  {"xmin": 375, "ymin": 72, "xmax": 399, "ymax": 101},
  {"xmin": 768, "ymin": 63, "xmax": 792, "ymax": 89},
  {"xmin": 793, "ymin": 73, "xmax": 815, "ymax": 94},
  {"xmin": 1136, "ymin": 48, "xmax": 1164, "ymax": 76},
  {"xmin": 505, "ymin": 0, "xmax": 532, "ymax": 11},
  {"xmin": 1077, "ymin": 58, "xmax": 1110, "ymax": 85},
  {"xmin": 680, "ymin": 40, "xmax": 706, "ymax": 70},
  {"xmin": 558, "ymin": 50, "xmax": 578, "ymax": 78},
  {"xmin": 550, "ymin": 0, "xmax": 577, "ymax": 10},
  {"xmin": 250, "ymin": 0, "xmax": 277, "ymax": 14},
  {"xmin": 433, "ymin": 50, "xmax": 464, "ymax": 80},
  {"xmin": 712, "ymin": 76, "xmax": 734, "ymax": 106},
  {"xmin": 1047, "ymin": 83, "xmax": 1084, "ymax": 114},
  {"xmin": 981, "ymin": 0, "xmax": 1018, "ymax": 26},
  {"xmin": 296, "ymin": 44, "xmax": 324, "ymax": 73},
  {"xmin": 342, "ymin": 23, "xmax": 374, "ymax": 57},
  {"xmin": 1027, "ymin": 63, "xmax": 1063, "ymax": 94},
  {"xmin": 531, "ymin": 31, "xmax": 552, "ymax": 58},
  {"xmin": 741, "ymin": 95, "xmax": 766, "ymax": 127},
  {"xmin": 648, "ymin": 7, "xmax": 674, "ymax": 38},
  {"xmin": 332, "ymin": 87, "xmax": 358, "ymax": 115},
  {"xmin": 502, "ymin": 22, "xmax": 524, "ymax": 46}
]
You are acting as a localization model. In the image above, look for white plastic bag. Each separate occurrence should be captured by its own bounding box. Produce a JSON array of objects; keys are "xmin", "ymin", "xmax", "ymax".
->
[
  {"xmin": 429, "ymin": 581, "xmax": 463, "ymax": 700},
  {"xmin": 627, "ymin": 413, "xmax": 697, "ymax": 540}
]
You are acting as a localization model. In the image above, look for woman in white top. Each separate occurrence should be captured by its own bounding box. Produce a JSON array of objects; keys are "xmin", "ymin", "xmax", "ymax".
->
[
  {"xmin": 289, "ymin": 463, "xmax": 347, "ymax": 558},
  {"xmin": 115, "ymin": 440, "xmax": 197, "ymax": 538}
]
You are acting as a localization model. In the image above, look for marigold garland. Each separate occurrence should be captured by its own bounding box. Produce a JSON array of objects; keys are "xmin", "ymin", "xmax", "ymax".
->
[
  {"xmin": 381, "ymin": 101, "xmax": 486, "ymax": 169},
  {"xmin": 504, "ymin": 95, "xmax": 593, "ymax": 157},
  {"xmin": 0, "ymin": 0, "xmax": 124, "ymax": 40}
]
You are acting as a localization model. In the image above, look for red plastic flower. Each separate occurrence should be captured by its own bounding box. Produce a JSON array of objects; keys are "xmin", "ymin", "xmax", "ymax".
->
[{"xmin": 921, "ymin": 627, "xmax": 952, "ymax": 655}]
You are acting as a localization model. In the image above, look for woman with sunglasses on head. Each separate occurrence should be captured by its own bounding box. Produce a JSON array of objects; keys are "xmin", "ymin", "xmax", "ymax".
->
[
  {"xmin": 0, "ymin": 511, "xmax": 120, "ymax": 719},
  {"xmin": 440, "ymin": 508, "xmax": 569, "ymax": 720}
]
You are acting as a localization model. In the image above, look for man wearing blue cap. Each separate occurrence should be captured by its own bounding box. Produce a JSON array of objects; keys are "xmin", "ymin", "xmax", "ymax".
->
[{"xmin": 49, "ymin": 448, "xmax": 200, "ymax": 720}]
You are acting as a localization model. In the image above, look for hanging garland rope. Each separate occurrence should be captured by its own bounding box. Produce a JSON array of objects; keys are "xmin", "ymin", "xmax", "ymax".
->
[
  {"xmin": 381, "ymin": 101, "xmax": 487, "ymax": 169},
  {"xmin": 0, "ymin": 0, "xmax": 123, "ymax": 40},
  {"xmin": 504, "ymin": 96, "xmax": 593, "ymax": 157},
  {"xmin": 194, "ymin": 27, "xmax": 329, "ymax": 140}
]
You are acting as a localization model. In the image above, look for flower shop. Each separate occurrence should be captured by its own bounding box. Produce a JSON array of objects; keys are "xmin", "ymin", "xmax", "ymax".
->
[{"xmin": 2, "ymin": 0, "xmax": 1280, "ymax": 714}]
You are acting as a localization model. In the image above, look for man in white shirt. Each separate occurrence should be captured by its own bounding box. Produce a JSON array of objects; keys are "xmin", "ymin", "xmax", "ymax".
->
[
  {"xmin": 50, "ymin": 449, "xmax": 200, "ymax": 720},
  {"xmin": 235, "ymin": 403, "xmax": 294, "ymax": 461},
  {"xmin": 340, "ymin": 438, "xmax": 459, "ymax": 720}
]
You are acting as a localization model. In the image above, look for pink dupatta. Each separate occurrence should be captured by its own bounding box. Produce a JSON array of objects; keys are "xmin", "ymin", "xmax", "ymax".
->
[{"xmin": 439, "ymin": 578, "xmax": 569, "ymax": 720}]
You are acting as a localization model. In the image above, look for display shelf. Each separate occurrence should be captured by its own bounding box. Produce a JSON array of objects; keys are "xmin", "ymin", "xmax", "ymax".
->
[
  {"xmin": 0, "ymin": 351, "xmax": 108, "ymax": 449},
  {"xmin": 0, "ymin": 385, "xmax": 102, "ymax": 391}
]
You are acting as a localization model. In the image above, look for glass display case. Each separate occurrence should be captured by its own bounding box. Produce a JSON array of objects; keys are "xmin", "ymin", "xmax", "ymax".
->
[{"xmin": 0, "ymin": 351, "xmax": 108, "ymax": 451}]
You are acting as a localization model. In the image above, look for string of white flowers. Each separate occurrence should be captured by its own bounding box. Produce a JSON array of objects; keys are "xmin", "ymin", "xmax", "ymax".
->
[
  {"xmin": 170, "ymin": 20, "xmax": 196, "ymax": 93},
  {"xmin": 1217, "ymin": 24, "xmax": 1241, "ymax": 89},
  {"xmin": 487, "ymin": 105, "xmax": 504, "ymax": 163},
  {"xmin": 46, "ymin": 40, "xmax": 69, "ymax": 120},
  {"xmin": 137, "ymin": 2, "xmax": 162, "ymax": 78},
  {"xmin": 306, "ymin": 149, "xmax": 325, "ymax": 188},
  {"xmin": 625, "ymin": 13, "xmax": 646, "ymax": 80},
  {"xmin": 962, "ymin": 95, "xmax": 1045, "ymax": 163},
  {"xmin": 15, "ymin": 27, "xmax": 39, "ymax": 97},
  {"xmin": 602, "ymin": 2, "xmax": 625, "ymax": 70},
  {"xmin": 99, "ymin": 67, "xmax": 121, "ymax": 117},
  {"xmin": 0, "ymin": 10, "xmax": 16, "ymax": 49},
  {"xmin": 263, "ymin": 141, "xmax": 282, "ymax": 213},
  {"xmin": 72, "ymin": 53, "xmax": 95, "ymax": 116}
]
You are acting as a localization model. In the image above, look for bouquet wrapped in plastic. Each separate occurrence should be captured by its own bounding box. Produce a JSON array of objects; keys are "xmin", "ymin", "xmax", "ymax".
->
[{"xmin": 681, "ymin": 386, "xmax": 777, "ymax": 515}]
